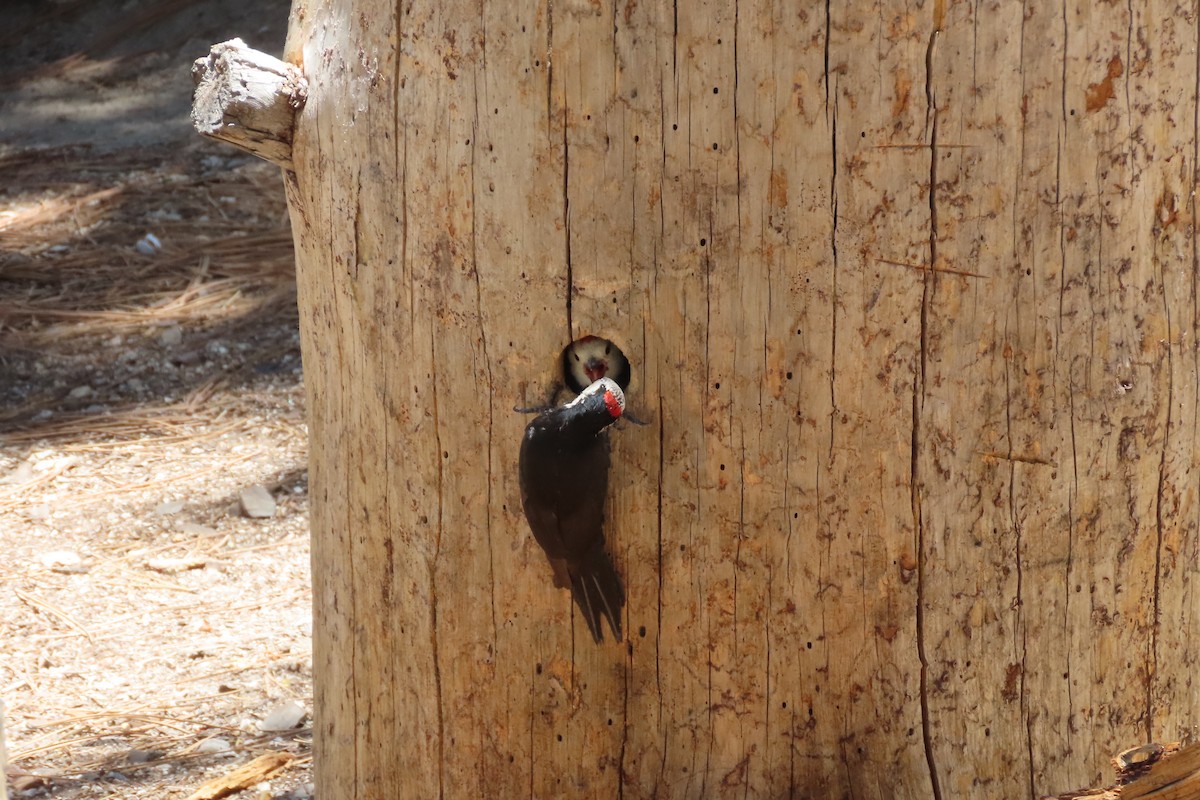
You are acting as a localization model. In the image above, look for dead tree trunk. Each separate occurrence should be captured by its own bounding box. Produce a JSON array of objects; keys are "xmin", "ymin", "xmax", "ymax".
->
[{"xmin": 257, "ymin": 0, "xmax": 1200, "ymax": 796}]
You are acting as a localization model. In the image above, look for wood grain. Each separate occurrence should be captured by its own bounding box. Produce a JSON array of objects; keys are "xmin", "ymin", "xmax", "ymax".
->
[{"xmin": 280, "ymin": 1, "xmax": 1200, "ymax": 797}]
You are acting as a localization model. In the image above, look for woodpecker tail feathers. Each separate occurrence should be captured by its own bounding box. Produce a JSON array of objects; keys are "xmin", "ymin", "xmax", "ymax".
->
[{"xmin": 569, "ymin": 546, "xmax": 625, "ymax": 643}]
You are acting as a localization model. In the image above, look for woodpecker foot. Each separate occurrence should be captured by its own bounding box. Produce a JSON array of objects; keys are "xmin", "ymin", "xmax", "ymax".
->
[{"xmin": 513, "ymin": 404, "xmax": 553, "ymax": 414}]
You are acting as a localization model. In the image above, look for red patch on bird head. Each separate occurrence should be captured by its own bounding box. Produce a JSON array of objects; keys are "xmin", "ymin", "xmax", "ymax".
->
[{"xmin": 603, "ymin": 389, "xmax": 624, "ymax": 419}]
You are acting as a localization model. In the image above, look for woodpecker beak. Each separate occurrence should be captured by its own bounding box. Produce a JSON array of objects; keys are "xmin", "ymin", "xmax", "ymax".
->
[{"xmin": 584, "ymin": 357, "xmax": 607, "ymax": 382}]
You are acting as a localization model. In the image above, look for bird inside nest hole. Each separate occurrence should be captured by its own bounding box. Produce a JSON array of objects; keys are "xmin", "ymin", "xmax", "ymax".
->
[{"xmin": 561, "ymin": 335, "xmax": 631, "ymax": 396}]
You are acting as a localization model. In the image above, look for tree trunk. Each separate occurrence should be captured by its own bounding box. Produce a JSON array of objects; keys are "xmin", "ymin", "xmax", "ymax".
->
[{"xmin": 280, "ymin": 0, "xmax": 1200, "ymax": 797}]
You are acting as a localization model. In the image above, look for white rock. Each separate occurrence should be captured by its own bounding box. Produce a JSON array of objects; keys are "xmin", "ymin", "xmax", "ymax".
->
[
  {"xmin": 135, "ymin": 233, "xmax": 162, "ymax": 255},
  {"xmin": 177, "ymin": 521, "xmax": 219, "ymax": 536},
  {"xmin": 154, "ymin": 500, "xmax": 184, "ymax": 515},
  {"xmin": 239, "ymin": 485, "xmax": 276, "ymax": 518},
  {"xmin": 159, "ymin": 326, "xmax": 183, "ymax": 347},
  {"xmin": 0, "ymin": 462, "xmax": 34, "ymax": 485},
  {"xmin": 38, "ymin": 550, "xmax": 80, "ymax": 569},
  {"xmin": 195, "ymin": 737, "xmax": 232, "ymax": 754},
  {"xmin": 258, "ymin": 700, "xmax": 305, "ymax": 731}
]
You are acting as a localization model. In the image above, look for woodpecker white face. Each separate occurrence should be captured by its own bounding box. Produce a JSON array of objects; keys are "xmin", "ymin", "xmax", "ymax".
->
[{"xmin": 562, "ymin": 336, "xmax": 631, "ymax": 395}]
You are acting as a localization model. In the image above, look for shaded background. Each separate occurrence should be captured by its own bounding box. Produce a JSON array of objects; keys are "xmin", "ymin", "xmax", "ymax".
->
[{"xmin": 1, "ymin": 2, "xmax": 320, "ymax": 798}]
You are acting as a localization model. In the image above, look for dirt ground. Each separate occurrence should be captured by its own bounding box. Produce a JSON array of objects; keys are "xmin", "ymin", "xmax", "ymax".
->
[{"xmin": 1, "ymin": 2, "xmax": 316, "ymax": 797}]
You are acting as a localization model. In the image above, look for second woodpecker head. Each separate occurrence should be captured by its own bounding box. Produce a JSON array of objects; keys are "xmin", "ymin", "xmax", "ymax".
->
[{"xmin": 562, "ymin": 335, "xmax": 631, "ymax": 396}]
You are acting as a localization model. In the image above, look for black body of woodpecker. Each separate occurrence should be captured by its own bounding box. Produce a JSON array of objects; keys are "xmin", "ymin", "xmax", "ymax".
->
[
  {"xmin": 562, "ymin": 335, "xmax": 631, "ymax": 395},
  {"xmin": 518, "ymin": 377, "xmax": 626, "ymax": 643}
]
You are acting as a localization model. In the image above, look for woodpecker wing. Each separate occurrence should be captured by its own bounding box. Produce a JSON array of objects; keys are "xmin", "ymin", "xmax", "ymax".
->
[
  {"xmin": 518, "ymin": 425, "xmax": 609, "ymax": 561},
  {"xmin": 518, "ymin": 408, "xmax": 624, "ymax": 642}
]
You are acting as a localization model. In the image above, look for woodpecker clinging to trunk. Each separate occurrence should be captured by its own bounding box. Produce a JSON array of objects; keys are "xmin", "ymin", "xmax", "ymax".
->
[
  {"xmin": 562, "ymin": 335, "xmax": 631, "ymax": 395},
  {"xmin": 518, "ymin": 377, "xmax": 626, "ymax": 643}
]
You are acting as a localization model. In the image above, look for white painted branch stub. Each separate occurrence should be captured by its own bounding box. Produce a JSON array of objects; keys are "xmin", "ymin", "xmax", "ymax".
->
[{"xmin": 190, "ymin": 38, "xmax": 307, "ymax": 169}]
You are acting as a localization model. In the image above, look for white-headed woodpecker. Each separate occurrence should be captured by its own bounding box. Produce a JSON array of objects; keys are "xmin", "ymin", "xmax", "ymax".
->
[{"xmin": 518, "ymin": 377, "xmax": 626, "ymax": 643}]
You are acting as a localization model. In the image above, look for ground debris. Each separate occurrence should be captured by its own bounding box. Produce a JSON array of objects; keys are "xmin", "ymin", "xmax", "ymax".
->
[
  {"xmin": 144, "ymin": 556, "xmax": 209, "ymax": 573},
  {"xmin": 183, "ymin": 751, "xmax": 294, "ymax": 800},
  {"xmin": 1046, "ymin": 740, "xmax": 1200, "ymax": 799}
]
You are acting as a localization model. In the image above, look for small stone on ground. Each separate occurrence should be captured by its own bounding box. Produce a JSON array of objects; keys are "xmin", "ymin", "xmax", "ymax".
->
[{"xmin": 239, "ymin": 485, "xmax": 277, "ymax": 518}]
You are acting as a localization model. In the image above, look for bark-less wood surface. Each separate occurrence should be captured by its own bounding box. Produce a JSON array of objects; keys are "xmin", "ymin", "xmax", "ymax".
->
[
  {"xmin": 191, "ymin": 39, "xmax": 307, "ymax": 170},
  {"xmin": 277, "ymin": 0, "xmax": 1200, "ymax": 797}
]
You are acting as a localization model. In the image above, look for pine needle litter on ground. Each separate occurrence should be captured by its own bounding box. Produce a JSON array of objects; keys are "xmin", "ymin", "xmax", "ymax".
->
[{"xmin": 1, "ymin": 139, "xmax": 314, "ymax": 798}]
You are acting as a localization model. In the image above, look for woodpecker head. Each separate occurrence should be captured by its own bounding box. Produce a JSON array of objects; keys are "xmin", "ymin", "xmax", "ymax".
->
[
  {"xmin": 562, "ymin": 336, "xmax": 631, "ymax": 395},
  {"xmin": 565, "ymin": 376, "xmax": 625, "ymax": 423}
]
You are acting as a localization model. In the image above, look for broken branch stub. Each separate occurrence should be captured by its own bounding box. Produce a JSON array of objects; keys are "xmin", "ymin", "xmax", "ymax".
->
[{"xmin": 191, "ymin": 38, "xmax": 307, "ymax": 170}]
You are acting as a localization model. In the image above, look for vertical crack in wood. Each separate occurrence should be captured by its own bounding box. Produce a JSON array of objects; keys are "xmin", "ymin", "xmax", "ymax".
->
[
  {"xmin": 1066, "ymin": 376, "xmax": 1079, "ymax": 746},
  {"xmin": 734, "ymin": 431, "xmax": 745, "ymax": 663},
  {"xmin": 822, "ymin": 0, "xmax": 832, "ymax": 113},
  {"xmin": 469, "ymin": 71, "xmax": 499, "ymax": 644},
  {"xmin": 655, "ymin": 393, "xmax": 665, "ymax": 719},
  {"xmin": 546, "ymin": 0, "xmax": 555, "ymax": 127},
  {"xmin": 402, "ymin": 126, "xmax": 414, "ymax": 336},
  {"xmin": 733, "ymin": 0, "xmax": 742, "ymax": 227},
  {"xmin": 1059, "ymin": 1, "xmax": 1069, "ymax": 123},
  {"xmin": 619, "ymin": 634, "xmax": 630, "ymax": 800},
  {"xmin": 787, "ymin": 699, "xmax": 797, "ymax": 797},
  {"xmin": 394, "ymin": 0, "xmax": 404, "ymax": 198},
  {"xmin": 563, "ymin": 104, "xmax": 574, "ymax": 337},
  {"xmin": 704, "ymin": 216, "xmax": 714, "ymax": 391},
  {"xmin": 914, "ymin": 26, "xmax": 944, "ymax": 800},
  {"xmin": 1150, "ymin": 250, "xmax": 1171, "ymax": 742},
  {"xmin": 764, "ymin": 564, "xmax": 773, "ymax": 786},
  {"xmin": 527, "ymin": 666, "xmax": 536, "ymax": 799},
  {"xmin": 610, "ymin": 1, "xmax": 619, "ymax": 87},
  {"xmin": 1014, "ymin": 10, "xmax": 1038, "ymax": 795},
  {"xmin": 671, "ymin": 0, "xmax": 679, "ymax": 82},
  {"xmin": 1004, "ymin": 318, "xmax": 1036, "ymax": 799},
  {"xmin": 1056, "ymin": 136, "xmax": 1066, "ymax": 342},
  {"xmin": 352, "ymin": 173, "xmax": 364, "ymax": 282},
  {"xmin": 654, "ymin": 393, "xmax": 669, "ymax": 792},
  {"xmin": 1193, "ymin": 13, "xmax": 1200, "ymax": 346},
  {"xmin": 783, "ymin": 421, "xmax": 794, "ymax": 584},
  {"xmin": 339, "ymin": 148, "xmax": 364, "ymax": 797},
  {"xmin": 1123, "ymin": 0, "xmax": 1134, "ymax": 123},
  {"xmin": 825, "ymin": 3, "xmax": 838, "ymax": 462},
  {"xmin": 429, "ymin": 328, "xmax": 447, "ymax": 800},
  {"xmin": 702, "ymin": 614, "xmax": 714, "ymax": 797},
  {"xmin": 1059, "ymin": 124, "xmax": 1077, "ymax": 761}
]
